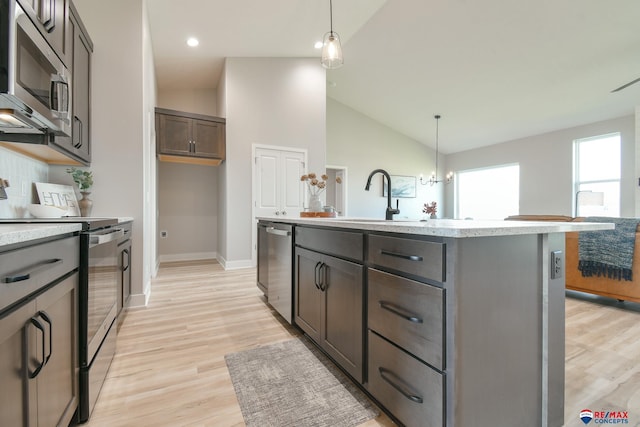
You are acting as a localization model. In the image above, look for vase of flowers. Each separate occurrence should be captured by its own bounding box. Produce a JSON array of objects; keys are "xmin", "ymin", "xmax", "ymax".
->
[
  {"xmin": 301, "ymin": 173, "xmax": 342, "ymax": 212},
  {"xmin": 67, "ymin": 167, "xmax": 93, "ymax": 217},
  {"xmin": 423, "ymin": 201, "xmax": 437, "ymax": 219}
]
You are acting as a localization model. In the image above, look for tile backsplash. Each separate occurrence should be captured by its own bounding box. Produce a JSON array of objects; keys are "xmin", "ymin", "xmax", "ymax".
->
[{"xmin": 0, "ymin": 146, "xmax": 49, "ymax": 218}]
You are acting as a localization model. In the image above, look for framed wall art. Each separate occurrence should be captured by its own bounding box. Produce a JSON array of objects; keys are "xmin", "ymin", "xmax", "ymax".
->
[{"xmin": 382, "ymin": 175, "xmax": 417, "ymax": 198}]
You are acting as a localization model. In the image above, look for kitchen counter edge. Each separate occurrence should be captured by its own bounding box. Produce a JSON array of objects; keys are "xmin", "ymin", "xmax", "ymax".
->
[
  {"xmin": 256, "ymin": 217, "xmax": 614, "ymax": 238},
  {"xmin": 0, "ymin": 223, "xmax": 82, "ymax": 248}
]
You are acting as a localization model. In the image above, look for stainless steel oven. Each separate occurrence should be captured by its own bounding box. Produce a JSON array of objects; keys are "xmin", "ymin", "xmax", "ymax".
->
[
  {"xmin": 78, "ymin": 225, "xmax": 123, "ymax": 422},
  {"xmin": 0, "ymin": 0, "xmax": 72, "ymax": 135}
]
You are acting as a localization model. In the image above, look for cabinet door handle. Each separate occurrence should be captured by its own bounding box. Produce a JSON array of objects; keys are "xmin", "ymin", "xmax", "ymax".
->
[
  {"xmin": 380, "ymin": 250, "xmax": 423, "ymax": 262},
  {"xmin": 39, "ymin": 311, "xmax": 52, "ymax": 366},
  {"xmin": 123, "ymin": 248, "xmax": 130, "ymax": 271},
  {"xmin": 379, "ymin": 301, "xmax": 423, "ymax": 324},
  {"xmin": 378, "ymin": 367, "xmax": 424, "ymax": 404},
  {"xmin": 27, "ymin": 316, "xmax": 46, "ymax": 379},
  {"xmin": 73, "ymin": 116, "xmax": 83, "ymax": 148},
  {"xmin": 3, "ymin": 259, "xmax": 63, "ymax": 283},
  {"xmin": 319, "ymin": 263, "xmax": 327, "ymax": 292},
  {"xmin": 314, "ymin": 262, "xmax": 322, "ymax": 290}
]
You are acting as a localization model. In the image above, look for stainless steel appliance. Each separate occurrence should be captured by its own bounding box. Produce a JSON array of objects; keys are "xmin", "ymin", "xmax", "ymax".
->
[
  {"xmin": 257, "ymin": 221, "xmax": 293, "ymax": 323},
  {"xmin": 79, "ymin": 222, "xmax": 122, "ymax": 422},
  {"xmin": 0, "ymin": 216, "xmax": 121, "ymax": 423},
  {"xmin": 0, "ymin": 0, "xmax": 72, "ymax": 136}
]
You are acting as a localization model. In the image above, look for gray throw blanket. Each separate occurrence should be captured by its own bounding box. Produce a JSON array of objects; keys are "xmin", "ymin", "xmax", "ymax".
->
[{"xmin": 578, "ymin": 217, "xmax": 640, "ymax": 281}]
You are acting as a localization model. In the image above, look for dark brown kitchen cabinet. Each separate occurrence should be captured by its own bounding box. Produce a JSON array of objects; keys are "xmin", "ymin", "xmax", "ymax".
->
[
  {"xmin": 155, "ymin": 108, "xmax": 226, "ymax": 166},
  {"xmin": 294, "ymin": 246, "xmax": 364, "ymax": 383},
  {"xmin": 0, "ymin": 273, "xmax": 78, "ymax": 427},
  {"xmin": 17, "ymin": 0, "xmax": 71, "ymax": 66},
  {"xmin": 68, "ymin": 1, "xmax": 92, "ymax": 163},
  {"xmin": 45, "ymin": 0, "xmax": 92, "ymax": 165}
]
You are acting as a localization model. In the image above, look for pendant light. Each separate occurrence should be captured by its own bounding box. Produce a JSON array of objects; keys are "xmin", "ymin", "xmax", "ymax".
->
[
  {"xmin": 321, "ymin": 0, "xmax": 343, "ymax": 69},
  {"xmin": 420, "ymin": 115, "xmax": 454, "ymax": 186}
]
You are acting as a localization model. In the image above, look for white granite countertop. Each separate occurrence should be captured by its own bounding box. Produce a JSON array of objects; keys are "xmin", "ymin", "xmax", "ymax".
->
[
  {"xmin": 0, "ymin": 223, "xmax": 82, "ymax": 248},
  {"xmin": 257, "ymin": 217, "xmax": 614, "ymax": 238}
]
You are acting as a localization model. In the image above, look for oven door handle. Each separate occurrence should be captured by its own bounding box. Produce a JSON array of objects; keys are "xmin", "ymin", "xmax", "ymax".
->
[{"xmin": 89, "ymin": 229, "xmax": 125, "ymax": 246}]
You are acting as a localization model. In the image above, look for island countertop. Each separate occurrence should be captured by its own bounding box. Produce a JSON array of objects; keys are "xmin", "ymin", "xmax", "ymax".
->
[{"xmin": 257, "ymin": 216, "xmax": 614, "ymax": 238}]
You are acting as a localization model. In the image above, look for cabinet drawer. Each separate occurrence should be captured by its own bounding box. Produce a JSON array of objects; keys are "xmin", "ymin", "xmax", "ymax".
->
[
  {"xmin": 368, "ymin": 268, "xmax": 444, "ymax": 369},
  {"xmin": 296, "ymin": 227, "xmax": 363, "ymax": 262},
  {"xmin": 368, "ymin": 234, "xmax": 444, "ymax": 282},
  {"xmin": 367, "ymin": 331, "xmax": 443, "ymax": 427},
  {"xmin": 0, "ymin": 237, "xmax": 79, "ymax": 315}
]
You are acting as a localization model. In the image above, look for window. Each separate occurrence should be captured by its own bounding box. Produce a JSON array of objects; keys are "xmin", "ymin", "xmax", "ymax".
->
[
  {"xmin": 573, "ymin": 133, "xmax": 620, "ymax": 217},
  {"xmin": 455, "ymin": 164, "xmax": 519, "ymax": 220}
]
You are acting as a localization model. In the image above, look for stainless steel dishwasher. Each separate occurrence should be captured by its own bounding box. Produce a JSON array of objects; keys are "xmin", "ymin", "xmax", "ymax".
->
[{"xmin": 257, "ymin": 222, "xmax": 293, "ymax": 323}]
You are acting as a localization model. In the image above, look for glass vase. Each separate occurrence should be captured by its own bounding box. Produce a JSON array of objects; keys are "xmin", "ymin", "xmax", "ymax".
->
[{"xmin": 309, "ymin": 194, "xmax": 323, "ymax": 212}]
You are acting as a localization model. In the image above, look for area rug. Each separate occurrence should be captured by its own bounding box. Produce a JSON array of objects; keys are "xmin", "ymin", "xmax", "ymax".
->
[{"xmin": 224, "ymin": 337, "xmax": 379, "ymax": 427}]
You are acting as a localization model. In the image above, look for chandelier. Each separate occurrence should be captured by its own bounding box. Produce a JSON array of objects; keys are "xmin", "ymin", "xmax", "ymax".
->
[{"xmin": 420, "ymin": 114, "xmax": 453, "ymax": 185}]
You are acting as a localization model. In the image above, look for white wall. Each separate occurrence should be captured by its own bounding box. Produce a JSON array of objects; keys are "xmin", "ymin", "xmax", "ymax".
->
[
  {"xmin": 327, "ymin": 98, "xmax": 442, "ymax": 219},
  {"xmin": 157, "ymin": 89, "xmax": 217, "ymax": 116},
  {"xmin": 157, "ymin": 162, "xmax": 218, "ymax": 262},
  {"xmin": 220, "ymin": 58, "xmax": 326, "ymax": 267},
  {"xmin": 68, "ymin": 0, "xmax": 155, "ymax": 306},
  {"xmin": 445, "ymin": 115, "xmax": 636, "ymax": 218}
]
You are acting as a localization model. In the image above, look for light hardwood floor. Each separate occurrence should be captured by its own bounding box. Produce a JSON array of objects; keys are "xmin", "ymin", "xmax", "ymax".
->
[{"xmin": 84, "ymin": 260, "xmax": 640, "ymax": 427}]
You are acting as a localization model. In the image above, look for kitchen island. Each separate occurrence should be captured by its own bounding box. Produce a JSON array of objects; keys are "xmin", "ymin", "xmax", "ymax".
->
[{"xmin": 257, "ymin": 217, "xmax": 613, "ymax": 427}]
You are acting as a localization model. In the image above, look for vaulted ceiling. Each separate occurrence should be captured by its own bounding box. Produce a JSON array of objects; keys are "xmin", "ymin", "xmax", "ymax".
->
[{"xmin": 147, "ymin": 0, "xmax": 640, "ymax": 153}]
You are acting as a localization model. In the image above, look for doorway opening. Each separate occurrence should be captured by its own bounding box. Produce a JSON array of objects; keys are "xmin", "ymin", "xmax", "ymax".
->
[{"xmin": 325, "ymin": 165, "xmax": 347, "ymax": 217}]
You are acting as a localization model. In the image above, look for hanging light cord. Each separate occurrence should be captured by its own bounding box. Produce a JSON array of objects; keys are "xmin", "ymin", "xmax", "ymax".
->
[
  {"xmin": 329, "ymin": 0, "xmax": 334, "ymax": 35},
  {"xmin": 434, "ymin": 114, "xmax": 440, "ymax": 179}
]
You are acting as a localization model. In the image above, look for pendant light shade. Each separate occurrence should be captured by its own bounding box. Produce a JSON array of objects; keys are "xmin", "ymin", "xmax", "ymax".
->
[{"xmin": 321, "ymin": 0, "xmax": 343, "ymax": 69}]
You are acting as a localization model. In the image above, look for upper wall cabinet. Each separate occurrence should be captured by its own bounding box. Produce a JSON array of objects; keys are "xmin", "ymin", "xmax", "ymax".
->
[
  {"xmin": 68, "ymin": 1, "xmax": 92, "ymax": 163},
  {"xmin": 155, "ymin": 108, "xmax": 226, "ymax": 166},
  {"xmin": 44, "ymin": 0, "xmax": 92, "ymax": 165},
  {"xmin": 0, "ymin": 0, "xmax": 92, "ymax": 165},
  {"xmin": 17, "ymin": 0, "xmax": 72, "ymax": 66}
]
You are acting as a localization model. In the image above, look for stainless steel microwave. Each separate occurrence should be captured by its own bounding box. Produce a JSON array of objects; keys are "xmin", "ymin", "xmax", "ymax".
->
[{"xmin": 0, "ymin": 0, "xmax": 72, "ymax": 137}]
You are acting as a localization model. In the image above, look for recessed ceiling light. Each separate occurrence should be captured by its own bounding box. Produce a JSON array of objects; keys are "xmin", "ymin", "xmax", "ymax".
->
[
  {"xmin": 314, "ymin": 41, "xmax": 323, "ymax": 49},
  {"xmin": 187, "ymin": 37, "xmax": 199, "ymax": 47}
]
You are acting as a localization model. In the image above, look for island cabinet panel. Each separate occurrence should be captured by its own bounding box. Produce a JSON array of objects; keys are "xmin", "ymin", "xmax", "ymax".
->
[
  {"xmin": 368, "ymin": 234, "xmax": 445, "ymax": 283},
  {"xmin": 368, "ymin": 331, "xmax": 443, "ymax": 427},
  {"xmin": 263, "ymin": 218, "xmax": 579, "ymax": 427},
  {"xmin": 294, "ymin": 236, "xmax": 364, "ymax": 383},
  {"xmin": 295, "ymin": 226, "xmax": 363, "ymax": 262},
  {"xmin": 368, "ymin": 268, "xmax": 444, "ymax": 370}
]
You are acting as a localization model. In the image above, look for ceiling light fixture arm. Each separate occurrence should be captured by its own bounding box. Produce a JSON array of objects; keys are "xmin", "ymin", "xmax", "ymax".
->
[{"xmin": 420, "ymin": 114, "xmax": 453, "ymax": 186}]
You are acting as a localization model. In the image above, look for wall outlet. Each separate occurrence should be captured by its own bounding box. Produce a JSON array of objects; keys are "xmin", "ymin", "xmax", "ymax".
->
[
  {"xmin": 160, "ymin": 230, "xmax": 168, "ymax": 238},
  {"xmin": 550, "ymin": 250, "xmax": 563, "ymax": 279}
]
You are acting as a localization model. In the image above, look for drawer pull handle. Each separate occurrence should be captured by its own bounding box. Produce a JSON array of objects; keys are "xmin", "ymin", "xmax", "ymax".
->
[
  {"xmin": 379, "ymin": 301, "xmax": 423, "ymax": 323},
  {"xmin": 380, "ymin": 250, "xmax": 423, "ymax": 262},
  {"xmin": 378, "ymin": 367, "xmax": 424, "ymax": 404},
  {"xmin": 3, "ymin": 258, "xmax": 63, "ymax": 283}
]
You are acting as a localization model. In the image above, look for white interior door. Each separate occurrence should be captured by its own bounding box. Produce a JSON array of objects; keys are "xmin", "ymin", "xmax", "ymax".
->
[
  {"xmin": 254, "ymin": 147, "xmax": 305, "ymax": 218},
  {"xmin": 252, "ymin": 145, "xmax": 307, "ymax": 267}
]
